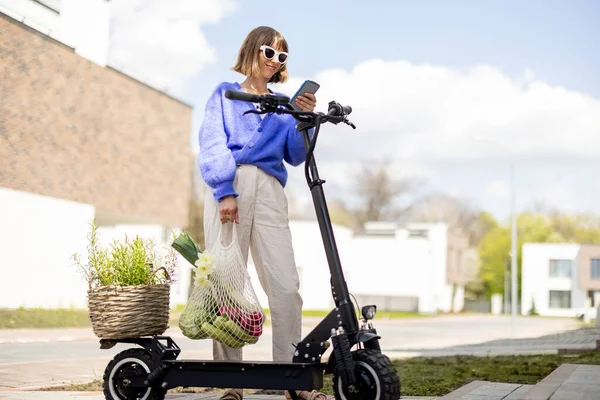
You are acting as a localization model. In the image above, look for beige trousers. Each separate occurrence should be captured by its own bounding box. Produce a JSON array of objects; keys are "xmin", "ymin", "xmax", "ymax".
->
[{"xmin": 204, "ymin": 164, "xmax": 303, "ymax": 364}]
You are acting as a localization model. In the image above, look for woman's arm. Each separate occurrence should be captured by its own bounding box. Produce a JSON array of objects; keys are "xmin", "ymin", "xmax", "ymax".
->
[{"xmin": 198, "ymin": 85, "xmax": 238, "ymax": 201}]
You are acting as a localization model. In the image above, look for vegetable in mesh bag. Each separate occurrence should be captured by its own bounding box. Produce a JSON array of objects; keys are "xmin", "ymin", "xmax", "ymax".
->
[{"xmin": 172, "ymin": 225, "xmax": 266, "ymax": 346}]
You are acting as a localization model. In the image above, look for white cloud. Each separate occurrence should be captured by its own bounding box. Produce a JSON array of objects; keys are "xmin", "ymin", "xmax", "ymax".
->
[
  {"xmin": 108, "ymin": 0, "xmax": 237, "ymax": 95},
  {"xmin": 271, "ymin": 60, "xmax": 600, "ymax": 216},
  {"xmin": 273, "ymin": 60, "xmax": 600, "ymax": 165}
]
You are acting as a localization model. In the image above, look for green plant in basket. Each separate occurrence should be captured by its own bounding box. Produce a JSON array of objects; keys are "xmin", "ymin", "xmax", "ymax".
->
[
  {"xmin": 72, "ymin": 220, "xmax": 176, "ymax": 288},
  {"xmin": 72, "ymin": 220, "xmax": 178, "ymax": 339}
]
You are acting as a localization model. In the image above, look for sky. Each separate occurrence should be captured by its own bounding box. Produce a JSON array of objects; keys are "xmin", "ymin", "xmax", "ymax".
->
[{"xmin": 108, "ymin": 0, "xmax": 600, "ymax": 223}]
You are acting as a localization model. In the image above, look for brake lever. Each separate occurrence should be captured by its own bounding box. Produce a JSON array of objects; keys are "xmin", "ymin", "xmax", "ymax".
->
[{"xmin": 243, "ymin": 109, "xmax": 267, "ymax": 116}]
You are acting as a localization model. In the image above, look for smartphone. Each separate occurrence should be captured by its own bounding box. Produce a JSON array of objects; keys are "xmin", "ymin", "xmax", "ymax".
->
[{"xmin": 290, "ymin": 80, "xmax": 320, "ymax": 111}]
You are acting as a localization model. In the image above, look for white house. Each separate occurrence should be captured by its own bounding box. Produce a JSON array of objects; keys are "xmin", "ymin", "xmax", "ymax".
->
[
  {"xmin": 521, "ymin": 243, "xmax": 600, "ymax": 318},
  {"xmin": 247, "ymin": 220, "xmax": 469, "ymax": 314}
]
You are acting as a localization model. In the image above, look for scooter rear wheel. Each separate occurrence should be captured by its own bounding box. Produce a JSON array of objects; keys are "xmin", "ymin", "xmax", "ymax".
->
[
  {"xmin": 103, "ymin": 348, "xmax": 166, "ymax": 400},
  {"xmin": 333, "ymin": 349, "xmax": 400, "ymax": 400}
]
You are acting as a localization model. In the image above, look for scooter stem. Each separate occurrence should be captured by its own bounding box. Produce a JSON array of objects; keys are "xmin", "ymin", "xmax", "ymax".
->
[{"xmin": 299, "ymin": 125, "xmax": 359, "ymax": 334}]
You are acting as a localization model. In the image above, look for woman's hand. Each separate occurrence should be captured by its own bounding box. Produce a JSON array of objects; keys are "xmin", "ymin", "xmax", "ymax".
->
[
  {"xmin": 219, "ymin": 195, "xmax": 239, "ymax": 224},
  {"xmin": 295, "ymin": 93, "xmax": 317, "ymax": 112}
]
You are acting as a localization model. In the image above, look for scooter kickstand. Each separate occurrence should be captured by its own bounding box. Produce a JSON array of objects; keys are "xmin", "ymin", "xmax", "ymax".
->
[{"xmin": 287, "ymin": 390, "xmax": 299, "ymax": 400}]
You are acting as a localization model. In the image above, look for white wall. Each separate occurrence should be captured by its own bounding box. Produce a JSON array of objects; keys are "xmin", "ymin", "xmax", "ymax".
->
[
  {"xmin": 0, "ymin": 0, "xmax": 110, "ymax": 65},
  {"xmin": 0, "ymin": 188, "xmax": 94, "ymax": 308},
  {"xmin": 453, "ymin": 285, "xmax": 465, "ymax": 312},
  {"xmin": 521, "ymin": 243, "xmax": 584, "ymax": 317},
  {"xmin": 413, "ymin": 223, "xmax": 452, "ymax": 312},
  {"xmin": 0, "ymin": 188, "xmax": 189, "ymax": 309}
]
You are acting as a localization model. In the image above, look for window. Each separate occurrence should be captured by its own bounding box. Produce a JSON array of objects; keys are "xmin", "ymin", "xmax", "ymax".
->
[
  {"xmin": 549, "ymin": 259, "xmax": 572, "ymax": 278},
  {"xmin": 592, "ymin": 259, "xmax": 600, "ymax": 279},
  {"xmin": 549, "ymin": 290, "xmax": 571, "ymax": 309},
  {"xmin": 408, "ymin": 229, "xmax": 428, "ymax": 238}
]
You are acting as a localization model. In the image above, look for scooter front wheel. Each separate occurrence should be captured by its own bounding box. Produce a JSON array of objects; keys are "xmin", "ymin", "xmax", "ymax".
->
[
  {"xmin": 103, "ymin": 348, "xmax": 166, "ymax": 400},
  {"xmin": 333, "ymin": 349, "xmax": 400, "ymax": 400}
]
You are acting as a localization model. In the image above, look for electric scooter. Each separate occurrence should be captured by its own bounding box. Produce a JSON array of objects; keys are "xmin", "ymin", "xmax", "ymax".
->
[{"xmin": 99, "ymin": 89, "xmax": 401, "ymax": 400}]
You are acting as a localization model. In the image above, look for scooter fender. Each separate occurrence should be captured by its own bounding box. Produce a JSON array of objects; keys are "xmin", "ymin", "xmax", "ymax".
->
[
  {"xmin": 324, "ymin": 330, "xmax": 381, "ymax": 374},
  {"xmin": 356, "ymin": 330, "xmax": 381, "ymax": 343}
]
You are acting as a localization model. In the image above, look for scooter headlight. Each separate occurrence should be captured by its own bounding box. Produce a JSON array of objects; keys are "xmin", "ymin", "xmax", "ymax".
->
[{"xmin": 361, "ymin": 305, "xmax": 377, "ymax": 320}]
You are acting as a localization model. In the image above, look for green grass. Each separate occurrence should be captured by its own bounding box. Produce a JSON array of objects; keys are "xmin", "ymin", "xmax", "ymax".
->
[
  {"xmin": 0, "ymin": 307, "xmax": 182, "ymax": 329},
  {"xmin": 0, "ymin": 308, "xmax": 92, "ymax": 329},
  {"xmin": 40, "ymin": 351, "xmax": 600, "ymax": 397},
  {"xmin": 0, "ymin": 307, "xmax": 427, "ymax": 329}
]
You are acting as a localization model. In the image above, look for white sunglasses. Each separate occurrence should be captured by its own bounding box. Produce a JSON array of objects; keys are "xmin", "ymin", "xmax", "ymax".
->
[{"xmin": 259, "ymin": 45, "xmax": 288, "ymax": 64}]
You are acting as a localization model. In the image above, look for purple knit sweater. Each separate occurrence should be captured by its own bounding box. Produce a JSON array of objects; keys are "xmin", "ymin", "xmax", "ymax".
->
[{"xmin": 198, "ymin": 82, "xmax": 308, "ymax": 201}]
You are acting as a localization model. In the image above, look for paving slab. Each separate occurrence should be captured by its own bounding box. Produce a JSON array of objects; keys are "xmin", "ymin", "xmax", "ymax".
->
[
  {"xmin": 438, "ymin": 381, "xmax": 529, "ymax": 399},
  {"xmin": 521, "ymin": 363, "xmax": 600, "ymax": 400},
  {"xmin": 502, "ymin": 385, "xmax": 534, "ymax": 400}
]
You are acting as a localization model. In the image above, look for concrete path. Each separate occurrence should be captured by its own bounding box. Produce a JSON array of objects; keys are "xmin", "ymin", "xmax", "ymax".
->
[{"xmin": 386, "ymin": 325, "xmax": 600, "ymax": 357}]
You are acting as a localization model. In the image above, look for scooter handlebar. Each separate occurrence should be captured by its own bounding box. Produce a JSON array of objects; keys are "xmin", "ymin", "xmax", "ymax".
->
[
  {"xmin": 327, "ymin": 101, "xmax": 352, "ymax": 117},
  {"xmin": 224, "ymin": 90, "xmax": 354, "ymax": 128},
  {"xmin": 224, "ymin": 90, "xmax": 290, "ymax": 106},
  {"xmin": 225, "ymin": 90, "xmax": 261, "ymax": 103}
]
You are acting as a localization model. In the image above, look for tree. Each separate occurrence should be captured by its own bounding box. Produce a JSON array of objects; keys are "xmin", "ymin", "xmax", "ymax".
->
[
  {"xmin": 477, "ymin": 223, "xmax": 510, "ymax": 297},
  {"xmin": 186, "ymin": 159, "xmax": 207, "ymax": 251},
  {"xmin": 328, "ymin": 199, "xmax": 353, "ymax": 228},
  {"xmin": 178, "ymin": 157, "xmax": 207, "ymax": 299},
  {"xmin": 352, "ymin": 159, "xmax": 422, "ymax": 224},
  {"xmin": 407, "ymin": 194, "xmax": 496, "ymax": 246}
]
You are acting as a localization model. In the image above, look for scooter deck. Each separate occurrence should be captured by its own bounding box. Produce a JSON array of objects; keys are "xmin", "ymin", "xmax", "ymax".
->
[{"xmin": 161, "ymin": 359, "xmax": 325, "ymax": 391}]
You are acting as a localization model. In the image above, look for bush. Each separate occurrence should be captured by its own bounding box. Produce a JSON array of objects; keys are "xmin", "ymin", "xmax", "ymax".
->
[{"xmin": 528, "ymin": 299, "xmax": 539, "ymax": 316}]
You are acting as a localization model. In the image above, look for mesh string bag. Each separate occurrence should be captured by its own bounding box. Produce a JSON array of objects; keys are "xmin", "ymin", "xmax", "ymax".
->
[{"xmin": 178, "ymin": 223, "xmax": 265, "ymax": 347}]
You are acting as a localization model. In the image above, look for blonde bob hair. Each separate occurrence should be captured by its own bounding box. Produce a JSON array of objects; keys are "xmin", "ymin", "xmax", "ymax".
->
[{"xmin": 231, "ymin": 26, "xmax": 289, "ymax": 84}]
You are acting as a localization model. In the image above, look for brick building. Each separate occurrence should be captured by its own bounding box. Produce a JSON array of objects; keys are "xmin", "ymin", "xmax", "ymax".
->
[{"xmin": 0, "ymin": 1, "xmax": 194, "ymax": 308}]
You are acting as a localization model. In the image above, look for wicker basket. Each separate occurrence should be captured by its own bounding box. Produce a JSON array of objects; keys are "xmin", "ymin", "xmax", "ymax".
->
[{"xmin": 88, "ymin": 283, "xmax": 171, "ymax": 339}]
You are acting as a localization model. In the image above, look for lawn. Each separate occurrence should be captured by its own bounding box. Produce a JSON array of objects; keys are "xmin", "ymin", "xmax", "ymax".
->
[
  {"xmin": 40, "ymin": 351, "xmax": 600, "ymax": 397},
  {"xmin": 0, "ymin": 308, "xmax": 92, "ymax": 329}
]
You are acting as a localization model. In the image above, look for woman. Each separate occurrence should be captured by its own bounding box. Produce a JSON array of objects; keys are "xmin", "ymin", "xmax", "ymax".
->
[{"xmin": 198, "ymin": 26, "xmax": 328, "ymax": 400}]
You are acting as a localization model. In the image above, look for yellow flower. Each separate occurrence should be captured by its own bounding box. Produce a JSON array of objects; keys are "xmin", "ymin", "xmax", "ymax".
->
[
  {"xmin": 194, "ymin": 273, "xmax": 210, "ymax": 287},
  {"xmin": 196, "ymin": 262, "xmax": 213, "ymax": 276},
  {"xmin": 195, "ymin": 252, "xmax": 213, "ymax": 269}
]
